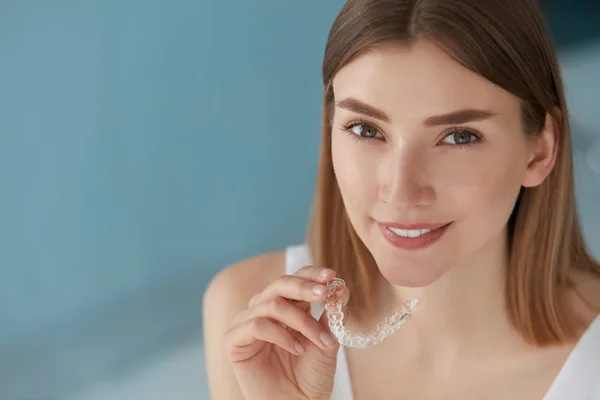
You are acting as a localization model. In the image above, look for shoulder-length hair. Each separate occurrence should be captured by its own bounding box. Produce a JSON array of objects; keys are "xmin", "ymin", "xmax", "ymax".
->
[{"xmin": 307, "ymin": 0, "xmax": 600, "ymax": 346}]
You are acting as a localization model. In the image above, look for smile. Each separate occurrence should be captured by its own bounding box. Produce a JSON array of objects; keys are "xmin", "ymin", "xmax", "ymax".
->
[{"xmin": 377, "ymin": 222, "xmax": 452, "ymax": 250}]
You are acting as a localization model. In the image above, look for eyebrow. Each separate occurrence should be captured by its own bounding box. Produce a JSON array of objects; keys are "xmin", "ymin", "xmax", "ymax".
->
[{"xmin": 335, "ymin": 97, "xmax": 498, "ymax": 127}]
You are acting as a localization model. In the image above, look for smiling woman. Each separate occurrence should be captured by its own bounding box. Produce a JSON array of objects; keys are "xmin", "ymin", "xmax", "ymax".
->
[
  {"xmin": 328, "ymin": 39, "xmax": 546, "ymax": 292},
  {"xmin": 204, "ymin": 1, "xmax": 600, "ymax": 399}
]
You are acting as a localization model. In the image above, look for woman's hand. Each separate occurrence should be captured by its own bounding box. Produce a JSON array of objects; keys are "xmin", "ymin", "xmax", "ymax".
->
[{"xmin": 222, "ymin": 266, "xmax": 348, "ymax": 400}]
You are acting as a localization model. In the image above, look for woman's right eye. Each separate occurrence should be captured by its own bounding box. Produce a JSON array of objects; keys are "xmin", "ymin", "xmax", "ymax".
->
[{"xmin": 346, "ymin": 123, "xmax": 384, "ymax": 140}]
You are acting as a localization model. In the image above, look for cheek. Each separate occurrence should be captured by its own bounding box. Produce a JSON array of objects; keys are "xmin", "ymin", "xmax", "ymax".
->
[
  {"xmin": 437, "ymin": 145, "xmax": 526, "ymax": 222},
  {"xmin": 331, "ymin": 134, "xmax": 379, "ymax": 209}
]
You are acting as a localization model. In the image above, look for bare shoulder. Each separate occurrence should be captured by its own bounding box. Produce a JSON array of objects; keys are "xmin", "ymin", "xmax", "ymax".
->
[
  {"xmin": 202, "ymin": 250, "xmax": 286, "ymax": 399},
  {"xmin": 204, "ymin": 250, "xmax": 286, "ymax": 313}
]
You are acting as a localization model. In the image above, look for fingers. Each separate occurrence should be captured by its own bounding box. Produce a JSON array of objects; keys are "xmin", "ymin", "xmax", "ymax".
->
[
  {"xmin": 294, "ymin": 265, "xmax": 336, "ymax": 282},
  {"xmin": 248, "ymin": 266, "xmax": 336, "ymax": 308},
  {"xmin": 236, "ymin": 297, "xmax": 338, "ymax": 351},
  {"xmin": 225, "ymin": 266, "xmax": 340, "ymax": 363},
  {"xmin": 224, "ymin": 317, "xmax": 305, "ymax": 363}
]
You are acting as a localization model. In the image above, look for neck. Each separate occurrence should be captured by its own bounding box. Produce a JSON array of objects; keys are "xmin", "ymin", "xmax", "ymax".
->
[{"xmin": 371, "ymin": 229, "xmax": 523, "ymax": 363}]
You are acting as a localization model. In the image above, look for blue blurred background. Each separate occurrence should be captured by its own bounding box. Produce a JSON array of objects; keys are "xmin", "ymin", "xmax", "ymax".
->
[{"xmin": 1, "ymin": 1, "xmax": 599, "ymax": 399}]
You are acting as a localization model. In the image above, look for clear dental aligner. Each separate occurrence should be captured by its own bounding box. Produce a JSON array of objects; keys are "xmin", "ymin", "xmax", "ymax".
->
[{"xmin": 325, "ymin": 277, "xmax": 418, "ymax": 348}]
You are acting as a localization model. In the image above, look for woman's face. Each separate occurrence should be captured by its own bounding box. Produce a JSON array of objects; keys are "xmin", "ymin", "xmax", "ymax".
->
[{"xmin": 331, "ymin": 40, "xmax": 551, "ymax": 287}]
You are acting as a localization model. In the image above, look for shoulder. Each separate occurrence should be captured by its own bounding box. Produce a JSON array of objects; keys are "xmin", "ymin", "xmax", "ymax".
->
[
  {"xmin": 204, "ymin": 250, "xmax": 286, "ymax": 306},
  {"xmin": 202, "ymin": 250, "xmax": 286, "ymax": 399},
  {"xmin": 203, "ymin": 249, "xmax": 287, "ymax": 338}
]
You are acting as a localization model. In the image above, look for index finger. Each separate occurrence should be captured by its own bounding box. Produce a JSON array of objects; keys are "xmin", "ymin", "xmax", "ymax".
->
[
  {"xmin": 294, "ymin": 265, "xmax": 336, "ymax": 282},
  {"xmin": 247, "ymin": 266, "xmax": 337, "ymax": 309}
]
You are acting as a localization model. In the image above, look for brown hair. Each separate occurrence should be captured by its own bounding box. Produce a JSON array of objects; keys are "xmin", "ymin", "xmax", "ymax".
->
[{"xmin": 307, "ymin": 0, "xmax": 600, "ymax": 346}]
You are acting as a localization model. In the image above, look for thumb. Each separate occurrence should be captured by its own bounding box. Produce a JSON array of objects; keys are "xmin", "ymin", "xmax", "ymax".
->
[
  {"xmin": 316, "ymin": 286, "xmax": 350, "ymax": 356},
  {"xmin": 292, "ymin": 287, "xmax": 349, "ymax": 400}
]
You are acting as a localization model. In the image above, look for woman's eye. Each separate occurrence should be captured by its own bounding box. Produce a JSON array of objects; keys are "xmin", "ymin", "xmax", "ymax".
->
[
  {"xmin": 349, "ymin": 124, "xmax": 382, "ymax": 139},
  {"xmin": 442, "ymin": 129, "xmax": 479, "ymax": 146}
]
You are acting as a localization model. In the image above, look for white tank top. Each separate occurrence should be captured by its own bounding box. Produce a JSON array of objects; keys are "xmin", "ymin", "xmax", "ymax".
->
[{"xmin": 284, "ymin": 244, "xmax": 600, "ymax": 399}]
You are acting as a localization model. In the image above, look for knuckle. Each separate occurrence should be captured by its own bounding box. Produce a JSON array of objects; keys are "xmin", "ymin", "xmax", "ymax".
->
[
  {"xmin": 285, "ymin": 276, "xmax": 306, "ymax": 297},
  {"xmin": 296, "ymin": 265, "xmax": 315, "ymax": 274},
  {"xmin": 267, "ymin": 297, "xmax": 287, "ymax": 313},
  {"xmin": 284, "ymin": 275, "xmax": 310, "ymax": 296},
  {"xmin": 248, "ymin": 316, "xmax": 266, "ymax": 331},
  {"xmin": 275, "ymin": 274, "xmax": 294, "ymax": 286},
  {"xmin": 248, "ymin": 293, "xmax": 259, "ymax": 308}
]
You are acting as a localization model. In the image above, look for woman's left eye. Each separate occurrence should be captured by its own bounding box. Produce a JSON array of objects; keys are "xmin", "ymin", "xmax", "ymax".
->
[{"xmin": 441, "ymin": 129, "xmax": 479, "ymax": 146}]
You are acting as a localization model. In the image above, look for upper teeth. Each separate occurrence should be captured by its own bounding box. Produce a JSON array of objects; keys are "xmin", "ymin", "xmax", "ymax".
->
[{"xmin": 388, "ymin": 228, "xmax": 432, "ymax": 238}]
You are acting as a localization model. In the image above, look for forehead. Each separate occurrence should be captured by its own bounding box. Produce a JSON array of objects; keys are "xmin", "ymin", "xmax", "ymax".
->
[{"xmin": 332, "ymin": 40, "xmax": 520, "ymax": 124}]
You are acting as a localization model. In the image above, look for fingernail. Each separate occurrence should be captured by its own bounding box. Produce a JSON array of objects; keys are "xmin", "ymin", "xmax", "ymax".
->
[
  {"xmin": 312, "ymin": 284, "xmax": 327, "ymax": 295},
  {"xmin": 320, "ymin": 268, "xmax": 334, "ymax": 277},
  {"xmin": 295, "ymin": 342, "xmax": 306, "ymax": 354},
  {"xmin": 320, "ymin": 331, "xmax": 337, "ymax": 348}
]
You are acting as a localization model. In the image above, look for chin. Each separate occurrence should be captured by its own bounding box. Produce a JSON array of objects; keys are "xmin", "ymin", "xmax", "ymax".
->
[
  {"xmin": 376, "ymin": 258, "xmax": 448, "ymax": 287},
  {"xmin": 358, "ymin": 219, "xmax": 456, "ymax": 287}
]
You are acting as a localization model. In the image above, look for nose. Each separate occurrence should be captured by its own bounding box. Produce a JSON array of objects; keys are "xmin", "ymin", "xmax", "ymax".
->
[{"xmin": 378, "ymin": 148, "xmax": 435, "ymax": 209}]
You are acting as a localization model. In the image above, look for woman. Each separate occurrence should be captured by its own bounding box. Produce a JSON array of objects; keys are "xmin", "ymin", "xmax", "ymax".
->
[{"xmin": 204, "ymin": 0, "xmax": 600, "ymax": 398}]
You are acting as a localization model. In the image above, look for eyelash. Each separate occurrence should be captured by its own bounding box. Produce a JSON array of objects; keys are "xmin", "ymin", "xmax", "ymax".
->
[{"xmin": 341, "ymin": 119, "xmax": 483, "ymax": 149}]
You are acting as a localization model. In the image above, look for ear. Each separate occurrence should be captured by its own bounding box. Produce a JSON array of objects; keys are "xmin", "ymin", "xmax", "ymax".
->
[{"xmin": 522, "ymin": 108, "xmax": 560, "ymax": 188}]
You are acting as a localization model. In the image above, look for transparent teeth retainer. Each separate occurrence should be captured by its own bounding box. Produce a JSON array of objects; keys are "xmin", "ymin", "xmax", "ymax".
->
[{"xmin": 325, "ymin": 278, "xmax": 418, "ymax": 348}]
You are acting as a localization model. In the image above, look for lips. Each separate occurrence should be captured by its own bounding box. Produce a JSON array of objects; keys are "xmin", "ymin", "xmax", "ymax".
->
[{"xmin": 378, "ymin": 221, "xmax": 452, "ymax": 250}]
